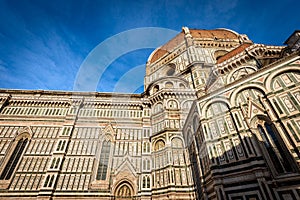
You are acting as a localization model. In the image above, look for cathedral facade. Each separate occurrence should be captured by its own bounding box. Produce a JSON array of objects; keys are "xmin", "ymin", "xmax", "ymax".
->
[{"xmin": 0, "ymin": 27, "xmax": 299, "ymax": 200}]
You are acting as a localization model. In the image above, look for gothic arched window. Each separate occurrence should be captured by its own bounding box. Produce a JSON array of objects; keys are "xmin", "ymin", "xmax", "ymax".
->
[
  {"xmin": 96, "ymin": 140, "xmax": 111, "ymax": 180},
  {"xmin": 142, "ymin": 175, "xmax": 151, "ymax": 188},
  {"xmin": 0, "ymin": 137, "xmax": 28, "ymax": 180},
  {"xmin": 235, "ymin": 88, "xmax": 263, "ymax": 106},
  {"xmin": 116, "ymin": 183, "xmax": 133, "ymax": 197},
  {"xmin": 257, "ymin": 122, "xmax": 293, "ymax": 174}
]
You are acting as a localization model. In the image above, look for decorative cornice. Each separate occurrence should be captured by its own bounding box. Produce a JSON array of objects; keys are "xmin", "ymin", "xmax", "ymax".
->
[
  {"xmin": 148, "ymin": 89, "xmax": 197, "ymax": 104},
  {"xmin": 215, "ymin": 44, "xmax": 284, "ymax": 74},
  {"xmin": 204, "ymin": 51, "xmax": 300, "ymax": 101},
  {"xmin": 9, "ymin": 100, "xmax": 71, "ymax": 107}
]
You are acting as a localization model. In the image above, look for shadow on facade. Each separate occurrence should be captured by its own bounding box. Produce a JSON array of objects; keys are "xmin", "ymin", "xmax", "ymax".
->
[{"xmin": 187, "ymin": 132, "xmax": 300, "ymax": 200}]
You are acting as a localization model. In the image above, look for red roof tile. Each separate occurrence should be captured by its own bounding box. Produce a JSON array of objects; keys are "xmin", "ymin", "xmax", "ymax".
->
[
  {"xmin": 217, "ymin": 43, "xmax": 252, "ymax": 64},
  {"xmin": 190, "ymin": 29, "xmax": 239, "ymax": 39},
  {"xmin": 149, "ymin": 29, "xmax": 241, "ymax": 64}
]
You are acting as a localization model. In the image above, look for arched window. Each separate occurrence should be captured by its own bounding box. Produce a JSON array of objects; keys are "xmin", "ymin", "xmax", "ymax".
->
[
  {"xmin": 182, "ymin": 101, "xmax": 191, "ymax": 110},
  {"xmin": 116, "ymin": 182, "xmax": 133, "ymax": 198},
  {"xmin": 258, "ymin": 122, "xmax": 293, "ymax": 174},
  {"xmin": 228, "ymin": 67, "xmax": 256, "ymax": 83},
  {"xmin": 119, "ymin": 185, "xmax": 131, "ymax": 196},
  {"xmin": 153, "ymin": 103, "xmax": 163, "ymax": 114},
  {"xmin": 167, "ymin": 100, "xmax": 178, "ymax": 109},
  {"xmin": 214, "ymin": 49, "xmax": 228, "ymax": 61},
  {"xmin": 166, "ymin": 63, "xmax": 176, "ymax": 76},
  {"xmin": 142, "ymin": 175, "xmax": 151, "ymax": 188},
  {"xmin": 206, "ymin": 102, "xmax": 229, "ymax": 118},
  {"xmin": 166, "ymin": 68, "xmax": 175, "ymax": 76},
  {"xmin": 0, "ymin": 137, "xmax": 28, "ymax": 180},
  {"xmin": 171, "ymin": 138, "xmax": 183, "ymax": 148},
  {"xmin": 271, "ymin": 71, "xmax": 300, "ymax": 90},
  {"xmin": 153, "ymin": 85, "xmax": 159, "ymax": 93},
  {"xmin": 235, "ymin": 88, "xmax": 263, "ymax": 106},
  {"xmin": 165, "ymin": 82, "xmax": 174, "ymax": 88},
  {"xmin": 154, "ymin": 140, "xmax": 165, "ymax": 151},
  {"xmin": 142, "ymin": 176, "xmax": 148, "ymax": 188},
  {"xmin": 179, "ymin": 83, "xmax": 185, "ymax": 89},
  {"xmin": 97, "ymin": 140, "xmax": 111, "ymax": 180}
]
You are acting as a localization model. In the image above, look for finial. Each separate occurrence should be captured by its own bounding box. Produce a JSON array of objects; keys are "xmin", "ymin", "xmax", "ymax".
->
[{"xmin": 182, "ymin": 27, "xmax": 190, "ymax": 35}]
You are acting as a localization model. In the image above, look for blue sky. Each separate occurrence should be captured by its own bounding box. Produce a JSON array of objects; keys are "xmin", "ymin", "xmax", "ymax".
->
[{"xmin": 0, "ymin": 0, "xmax": 299, "ymax": 93}]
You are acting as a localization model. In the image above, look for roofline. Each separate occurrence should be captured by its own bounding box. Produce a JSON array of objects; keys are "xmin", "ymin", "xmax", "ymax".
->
[
  {"xmin": 0, "ymin": 88, "xmax": 142, "ymax": 98},
  {"xmin": 215, "ymin": 28, "xmax": 240, "ymax": 36},
  {"xmin": 146, "ymin": 31, "xmax": 184, "ymax": 64},
  {"xmin": 284, "ymin": 30, "xmax": 300, "ymax": 44},
  {"xmin": 146, "ymin": 45, "xmax": 163, "ymax": 63}
]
